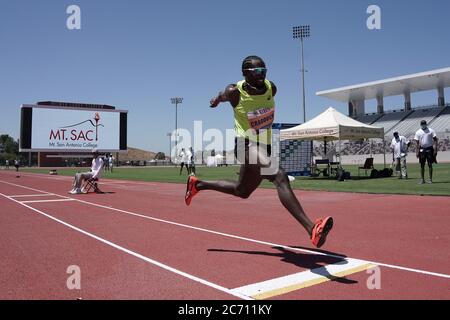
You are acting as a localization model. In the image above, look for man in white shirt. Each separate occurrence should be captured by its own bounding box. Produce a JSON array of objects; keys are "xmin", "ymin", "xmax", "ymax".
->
[
  {"xmin": 390, "ymin": 132, "xmax": 410, "ymax": 179},
  {"xmin": 179, "ymin": 148, "xmax": 188, "ymax": 175},
  {"xmin": 414, "ymin": 120, "xmax": 438, "ymax": 184},
  {"xmin": 108, "ymin": 154, "xmax": 114, "ymax": 173},
  {"xmin": 70, "ymin": 149, "xmax": 104, "ymax": 194},
  {"xmin": 185, "ymin": 147, "xmax": 193, "ymax": 175},
  {"xmin": 188, "ymin": 146, "xmax": 196, "ymax": 176}
]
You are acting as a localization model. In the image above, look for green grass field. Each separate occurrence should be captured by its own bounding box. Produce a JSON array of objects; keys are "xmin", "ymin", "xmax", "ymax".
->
[{"xmin": 20, "ymin": 162, "xmax": 450, "ymax": 196}]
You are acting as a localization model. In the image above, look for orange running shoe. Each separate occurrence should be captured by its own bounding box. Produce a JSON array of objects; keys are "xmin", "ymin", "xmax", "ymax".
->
[
  {"xmin": 185, "ymin": 175, "xmax": 199, "ymax": 206},
  {"xmin": 311, "ymin": 217, "xmax": 333, "ymax": 248}
]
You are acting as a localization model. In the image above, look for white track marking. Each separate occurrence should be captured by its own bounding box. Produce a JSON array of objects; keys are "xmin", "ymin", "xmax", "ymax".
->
[
  {"xmin": 231, "ymin": 259, "xmax": 377, "ymax": 299},
  {"xmin": 0, "ymin": 190, "xmax": 251, "ymax": 300},
  {"xmin": 1, "ymin": 180, "xmax": 449, "ymax": 280},
  {"xmin": 20, "ymin": 199, "xmax": 76, "ymax": 204},
  {"xmin": 9, "ymin": 194, "xmax": 56, "ymax": 198}
]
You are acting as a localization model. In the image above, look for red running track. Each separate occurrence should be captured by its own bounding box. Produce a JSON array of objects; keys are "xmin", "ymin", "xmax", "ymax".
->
[{"xmin": 0, "ymin": 170, "xmax": 449, "ymax": 300}]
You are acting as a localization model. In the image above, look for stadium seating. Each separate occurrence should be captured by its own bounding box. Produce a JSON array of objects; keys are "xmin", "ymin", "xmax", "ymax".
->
[
  {"xmin": 389, "ymin": 107, "xmax": 442, "ymax": 137},
  {"xmin": 354, "ymin": 113, "xmax": 384, "ymax": 124},
  {"xmin": 371, "ymin": 110, "xmax": 413, "ymax": 134},
  {"xmin": 311, "ymin": 106, "xmax": 450, "ymax": 157},
  {"xmin": 429, "ymin": 106, "xmax": 450, "ymax": 133}
]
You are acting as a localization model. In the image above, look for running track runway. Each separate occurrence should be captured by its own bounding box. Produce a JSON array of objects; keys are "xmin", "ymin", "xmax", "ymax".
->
[{"xmin": 0, "ymin": 170, "xmax": 449, "ymax": 299}]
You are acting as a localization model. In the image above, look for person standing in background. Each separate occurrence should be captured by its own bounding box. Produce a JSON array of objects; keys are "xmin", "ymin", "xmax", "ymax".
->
[
  {"xmin": 390, "ymin": 132, "xmax": 410, "ymax": 179},
  {"xmin": 188, "ymin": 146, "xmax": 196, "ymax": 176},
  {"xmin": 108, "ymin": 154, "xmax": 114, "ymax": 173},
  {"xmin": 179, "ymin": 148, "xmax": 188, "ymax": 175},
  {"xmin": 414, "ymin": 120, "xmax": 438, "ymax": 184}
]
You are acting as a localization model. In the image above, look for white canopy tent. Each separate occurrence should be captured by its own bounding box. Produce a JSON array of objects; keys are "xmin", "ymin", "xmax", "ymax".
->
[{"xmin": 280, "ymin": 107, "xmax": 385, "ymax": 168}]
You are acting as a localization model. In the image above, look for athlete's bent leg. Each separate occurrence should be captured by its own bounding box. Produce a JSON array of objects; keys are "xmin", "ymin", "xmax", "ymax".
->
[
  {"xmin": 196, "ymin": 164, "xmax": 262, "ymax": 199},
  {"xmin": 269, "ymin": 168, "xmax": 314, "ymax": 236}
]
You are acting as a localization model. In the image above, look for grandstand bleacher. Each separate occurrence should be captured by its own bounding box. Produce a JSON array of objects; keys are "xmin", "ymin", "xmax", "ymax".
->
[
  {"xmin": 370, "ymin": 109, "xmax": 413, "ymax": 134},
  {"xmin": 315, "ymin": 67, "xmax": 450, "ymax": 161},
  {"xmin": 312, "ymin": 105, "xmax": 450, "ymax": 158},
  {"xmin": 387, "ymin": 107, "xmax": 443, "ymax": 137},
  {"xmin": 429, "ymin": 106, "xmax": 450, "ymax": 133},
  {"xmin": 354, "ymin": 113, "xmax": 384, "ymax": 125}
]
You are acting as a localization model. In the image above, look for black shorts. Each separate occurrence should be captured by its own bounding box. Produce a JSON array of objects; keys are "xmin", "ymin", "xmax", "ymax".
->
[
  {"xmin": 234, "ymin": 137, "xmax": 272, "ymax": 164},
  {"xmin": 419, "ymin": 147, "xmax": 434, "ymax": 165}
]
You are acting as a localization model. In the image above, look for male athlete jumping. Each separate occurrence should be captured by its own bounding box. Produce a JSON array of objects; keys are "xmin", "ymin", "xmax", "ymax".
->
[{"xmin": 185, "ymin": 56, "xmax": 333, "ymax": 248}]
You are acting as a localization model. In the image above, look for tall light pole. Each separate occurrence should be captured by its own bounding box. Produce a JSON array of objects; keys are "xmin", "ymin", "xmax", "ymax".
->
[
  {"xmin": 293, "ymin": 25, "xmax": 310, "ymax": 123},
  {"xmin": 166, "ymin": 132, "xmax": 172, "ymax": 163},
  {"xmin": 170, "ymin": 97, "xmax": 183, "ymax": 161}
]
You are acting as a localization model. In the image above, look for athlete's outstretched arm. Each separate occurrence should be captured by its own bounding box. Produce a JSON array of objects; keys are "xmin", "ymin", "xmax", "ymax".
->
[{"xmin": 210, "ymin": 84, "xmax": 240, "ymax": 108}]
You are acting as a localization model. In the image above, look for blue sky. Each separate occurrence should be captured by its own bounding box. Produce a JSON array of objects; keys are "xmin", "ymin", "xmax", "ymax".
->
[{"xmin": 1, "ymin": 0, "xmax": 449, "ymax": 153}]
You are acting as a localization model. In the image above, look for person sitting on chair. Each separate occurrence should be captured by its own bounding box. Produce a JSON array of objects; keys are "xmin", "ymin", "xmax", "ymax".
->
[{"xmin": 70, "ymin": 149, "xmax": 104, "ymax": 194}]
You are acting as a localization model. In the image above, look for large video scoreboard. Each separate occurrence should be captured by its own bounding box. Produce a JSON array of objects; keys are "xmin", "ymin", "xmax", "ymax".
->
[{"xmin": 20, "ymin": 103, "xmax": 127, "ymax": 153}]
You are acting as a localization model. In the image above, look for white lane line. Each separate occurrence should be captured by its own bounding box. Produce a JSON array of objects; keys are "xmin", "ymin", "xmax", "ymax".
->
[
  {"xmin": 1, "ymin": 180, "xmax": 450, "ymax": 280},
  {"xmin": 8, "ymin": 193, "xmax": 67, "ymax": 198},
  {"xmin": 0, "ymin": 191, "xmax": 251, "ymax": 300},
  {"xmin": 9, "ymin": 194, "xmax": 54, "ymax": 198},
  {"xmin": 2, "ymin": 172, "xmax": 152, "ymax": 187},
  {"xmin": 230, "ymin": 259, "xmax": 377, "ymax": 300},
  {"xmin": 20, "ymin": 199, "xmax": 76, "ymax": 204},
  {"xmin": 0, "ymin": 183, "xmax": 58, "ymax": 197}
]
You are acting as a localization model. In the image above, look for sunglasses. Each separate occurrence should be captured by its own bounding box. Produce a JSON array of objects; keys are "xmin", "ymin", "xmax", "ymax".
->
[{"xmin": 244, "ymin": 67, "xmax": 267, "ymax": 75}]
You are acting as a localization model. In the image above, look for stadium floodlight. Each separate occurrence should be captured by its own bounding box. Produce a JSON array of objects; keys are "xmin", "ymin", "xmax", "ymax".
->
[
  {"xmin": 292, "ymin": 25, "xmax": 310, "ymax": 123},
  {"xmin": 166, "ymin": 132, "xmax": 172, "ymax": 163},
  {"xmin": 170, "ymin": 97, "xmax": 183, "ymax": 160}
]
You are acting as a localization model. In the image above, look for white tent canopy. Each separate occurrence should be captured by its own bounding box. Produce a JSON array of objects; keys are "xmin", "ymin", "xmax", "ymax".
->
[{"xmin": 280, "ymin": 107, "xmax": 384, "ymax": 141}]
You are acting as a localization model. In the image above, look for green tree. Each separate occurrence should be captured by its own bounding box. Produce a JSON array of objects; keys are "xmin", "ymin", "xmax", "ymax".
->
[
  {"xmin": 154, "ymin": 152, "xmax": 166, "ymax": 160},
  {"xmin": 0, "ymin": 134, "xmax": 19, "ymax": 164},
  {"xmin": 0, "ymin": 134, "xmax": 18, "ymax": 154}
]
